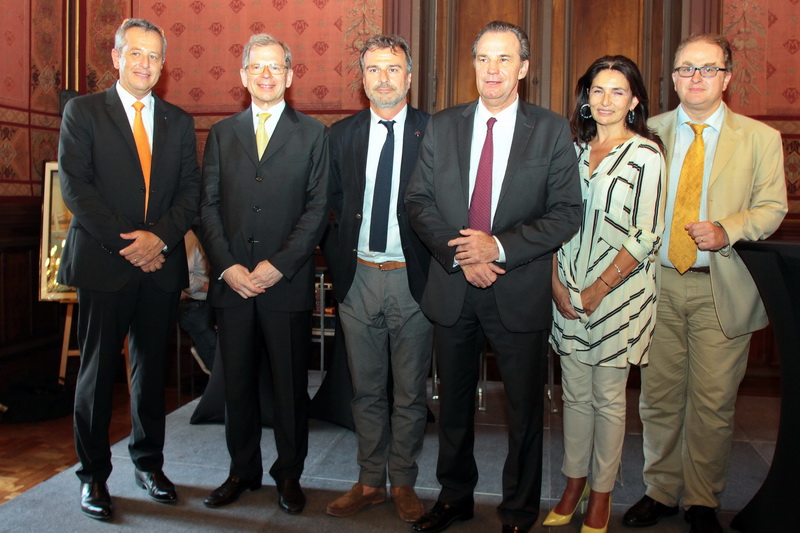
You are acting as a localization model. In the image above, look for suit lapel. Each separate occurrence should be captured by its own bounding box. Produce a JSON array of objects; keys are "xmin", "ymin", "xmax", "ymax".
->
[
  {"xmin": 262, "ymin": 105, "xmax": 299, "ymax": 165},
  {"xmin": 233, "ymin": 109, "xmax": 260, "ymax": 167},
  {"xmin": 709, "ymin": 104, "xmax": 741, "ymax": 188},
  {"xmin": 457, "ymin": 104, "xmax": 477, "ymax": 206},
  {"xmin": 105, "ymin": 88, "xmax": 139, "ymax": 168},
  {"xmin": 352, "ymin": 110, "xmax": 370, "ymax": 197},
  {"xmin": 497, "ymin": 102, "xmax": 535, "ymax": 204},
  {"xmin": 151, "ymin": 95, "xmax": 167, "ymax": 177}
]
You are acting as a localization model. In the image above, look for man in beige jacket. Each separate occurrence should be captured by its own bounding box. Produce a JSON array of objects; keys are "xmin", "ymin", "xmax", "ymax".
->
[{"xmin": 623, "ymin": 34, "xmax": 787, "ymax": 533}]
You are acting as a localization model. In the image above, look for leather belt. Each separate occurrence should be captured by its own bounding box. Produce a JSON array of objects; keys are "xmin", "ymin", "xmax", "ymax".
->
[
  {"xmin": 357, "ymin": 258, "xmax": 406, "ymax": 271},
  {"xmin": 668, "ymin": 266, "xmax": 710, "ymax": 274}
]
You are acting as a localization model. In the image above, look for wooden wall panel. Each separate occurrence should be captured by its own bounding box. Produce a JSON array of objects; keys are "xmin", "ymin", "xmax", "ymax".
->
[{"xmin": 571, "ymin": 0, "xmax": 643, "ymax": 89}]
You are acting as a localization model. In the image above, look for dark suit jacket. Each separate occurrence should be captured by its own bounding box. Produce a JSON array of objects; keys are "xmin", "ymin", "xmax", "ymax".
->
[
  {"xmin": 328, "ymin": 106, "xmax": 431, "ymax": 303},
  {"xmin": 57, "ymin": 87, "xmax": 201, "ymax": 292},
  {"xmin": 200, "ymin": 104, "xmax": 329, "ymax": 311},
  {"xmin": 405, "ymin": 99, "xmax": 582, "ymax": 332}
]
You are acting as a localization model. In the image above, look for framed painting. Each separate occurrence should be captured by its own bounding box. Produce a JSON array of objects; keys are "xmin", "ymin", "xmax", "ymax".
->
[{"xmin": 40, "ymin": 161, "xmax": 77, "ymax": 301}]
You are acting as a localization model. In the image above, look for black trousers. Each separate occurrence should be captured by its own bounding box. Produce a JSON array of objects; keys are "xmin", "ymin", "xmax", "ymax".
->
[
  {"xmin": 434, "ymin": 284, "xmax": 547, "ymax": 529},
  {"xmin": 74, "ymin": 276, "xmax": 179, "ymax": 483},
  {"xmin": 216, "ymin": 300, "xmax": 311, "ymax": 483}
]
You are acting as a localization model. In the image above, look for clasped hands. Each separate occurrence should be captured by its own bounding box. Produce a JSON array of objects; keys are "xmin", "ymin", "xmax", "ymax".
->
[
  {"xmin": 119, "ymin": 231, "xmax": 166, "ymax": 273},
  {"xmin": 447, "ymin": 228, "xmax": 506, "ymax": 288},
  {"xmin": 222, "ymin": 261, "xmax": 284, "ymax": 299}
]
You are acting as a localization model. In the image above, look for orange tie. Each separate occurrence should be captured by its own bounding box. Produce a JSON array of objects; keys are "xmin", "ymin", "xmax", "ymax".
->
[
  {"xmin": 132, "ymin": 101, "xmax": 152, "ymax": 218},
  {"xmin": 669, "ymin": 122, "xmax": 709, "ymax": 273}
]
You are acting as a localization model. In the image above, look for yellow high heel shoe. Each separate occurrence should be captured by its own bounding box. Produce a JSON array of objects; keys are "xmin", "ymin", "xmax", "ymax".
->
[
  {"xmin": 543, "ymin": 481, "xmax": 590, "ymax": 526},
  {"xmin": 580, "ymin": 494, "xmax": 611, "ymax": 533}
]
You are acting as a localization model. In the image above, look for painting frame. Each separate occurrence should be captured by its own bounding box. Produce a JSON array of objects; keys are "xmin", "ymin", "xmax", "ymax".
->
[{"xmin": 39, "ymin": 161, "xmax": 77, "ymax": 301}]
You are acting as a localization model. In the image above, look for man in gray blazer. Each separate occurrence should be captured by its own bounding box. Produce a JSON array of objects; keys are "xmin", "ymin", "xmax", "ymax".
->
[
  {"xmin": 406, "ymin": 21, "xmax": 582, "ymax": 533},
  {"xmin": 623, "ymin": 34, "xmax": 787, "ymax": 533},
  {"xmin": 58, "ymin": 18, "xmax": 200, "ymax": 520},
  {"xmin": 199, "ymin": 33, "xmax": 328, "ymax": 515},
  {"xmin": 325, "ymin": 35, "xmax": 431, "ymax": 523}
]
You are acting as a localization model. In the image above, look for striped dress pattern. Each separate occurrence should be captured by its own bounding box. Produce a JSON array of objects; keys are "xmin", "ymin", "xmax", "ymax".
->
[{"xmin": 550, "ymin": 135, "xmax": 665, "ymax": 367}]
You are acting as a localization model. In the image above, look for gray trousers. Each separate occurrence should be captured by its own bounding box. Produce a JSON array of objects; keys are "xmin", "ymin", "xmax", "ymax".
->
[{"xmin": 338, "ymin": 262, "xmax": 433, "ymax": 487}]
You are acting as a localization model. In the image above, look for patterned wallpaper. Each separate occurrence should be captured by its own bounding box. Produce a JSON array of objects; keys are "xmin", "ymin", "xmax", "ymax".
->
[
  {"xmin": 723, "ymin": 0, "xmax": 800, "ymax": 215},
  {"xmin": 0, "ymin": 0, "xmax": 62, "ymax": 197},
  {"xmin": 84, "ymin": 0, "xmax": 379, "ymax": 115}
]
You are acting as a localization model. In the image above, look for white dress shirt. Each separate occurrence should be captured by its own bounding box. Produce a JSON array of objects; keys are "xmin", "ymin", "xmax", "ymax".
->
[
  {"xmin": 357, "ymin": 105, "xmax": 408, "ymax": 263},
  {"xmin": 467, "ymin": 97, "xmax": 519, "ymax": 262},
  {"xmin": 116, "ymin": 82, "xmax": 154, "ymax": 152}
]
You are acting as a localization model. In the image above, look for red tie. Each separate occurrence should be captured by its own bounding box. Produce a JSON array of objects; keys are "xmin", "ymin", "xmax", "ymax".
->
[{"xmin": 469, "ymin": 117, "xmax": 497, "ymax": 233}]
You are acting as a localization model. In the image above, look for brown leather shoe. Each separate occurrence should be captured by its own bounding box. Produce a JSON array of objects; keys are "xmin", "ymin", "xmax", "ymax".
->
[
  {"xmin": 326, "ymin": 482, "xmax": 386, "ymax": 517},
  {"xmin": 392, "ymin": 485, "xmax": 425, "ymax": 522}
]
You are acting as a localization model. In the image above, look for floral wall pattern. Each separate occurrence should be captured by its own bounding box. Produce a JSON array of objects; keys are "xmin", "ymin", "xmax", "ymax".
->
[
  {"xmin": 723, "ymin": 0, "xmax": 800, "ymax": 216},
  {"xmin": 0, "ymin": 0, "xmax": 62, "ymax": 197},
  {"xmin": 84, "ymin": 0, "xmax": 379, "ymax": 115},
  {"xmin": 0, "ymin": 0, "xmax": 380, "ymax": 198}
]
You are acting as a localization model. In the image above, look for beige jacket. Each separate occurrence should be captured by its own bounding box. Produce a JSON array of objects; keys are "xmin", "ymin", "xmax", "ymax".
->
[{"xmin": 649, "ymin": 103, "xmax": 788, "ymax": 338}]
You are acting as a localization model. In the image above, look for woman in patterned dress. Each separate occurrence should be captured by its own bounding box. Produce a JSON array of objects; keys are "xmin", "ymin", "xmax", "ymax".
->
[{"xmin": 546, "ymin": 56, "xmax": 666, "ymax": 533}]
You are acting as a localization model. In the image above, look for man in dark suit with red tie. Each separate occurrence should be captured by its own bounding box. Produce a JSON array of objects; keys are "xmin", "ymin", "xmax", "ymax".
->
[
  {"xmin": 199, "ymin": 33, "xmax": 328, "ymax": 515},
  {"xmin": 325, "ymin": 35, "xmax": 432, "ymax": 523},
  {"xmin": 58, "ymin": 18, "xmax": 200, "ymax": 521},
  {"xmin": 406, "ymin": 21, "xmax": 582, "ymax": 533}
]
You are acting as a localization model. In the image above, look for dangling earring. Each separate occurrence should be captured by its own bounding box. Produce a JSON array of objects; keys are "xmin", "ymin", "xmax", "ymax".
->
[
  {"xmin": 627, "ymin": 109, "xmax": 635, "ymax": 124},
  {"xmin": 580, "ymin": 104, "xmax": 592, "ymax": 120}
]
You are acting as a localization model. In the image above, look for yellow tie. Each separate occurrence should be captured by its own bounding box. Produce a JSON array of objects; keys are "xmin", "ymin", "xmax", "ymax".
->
[
  {"xmin": 132, "ymin": 101, "xmax": 152, "ymax": 218},
  {"xmin": 256, "ymin": 112, "xmax": 271, "ymax": 158},
  {"xmin": 669, "ymin": 122, "xmax": 709, "ymax": 274}
]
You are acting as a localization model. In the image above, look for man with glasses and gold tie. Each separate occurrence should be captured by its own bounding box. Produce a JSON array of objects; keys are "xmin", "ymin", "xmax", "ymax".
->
[
  {"xmin": 623, "ymin": 34, "xmax": 787, "ymax": 533},
  {"xmin": 58, "ymin": 18, "xmax": 200, "ymax": 521},
  {"xmin": 199, "ymin": 33, "xmax": 328, "ymax": 515}
]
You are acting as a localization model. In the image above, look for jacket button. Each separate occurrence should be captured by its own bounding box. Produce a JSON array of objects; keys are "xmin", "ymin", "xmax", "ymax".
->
[
  {"xmin": 355, "ymin": 213, "xmax": 362, "ymax": 219},
  {"xmin": 252, "ymin": 206, "xmax": 261, "ymax": 212},
  {"xmin": 255, "ymin": 176, "xmax": 263, "ymax": 182},
  {"xmin": 247, "ymin": 237, "xmax": 254, "ymax": 244}
]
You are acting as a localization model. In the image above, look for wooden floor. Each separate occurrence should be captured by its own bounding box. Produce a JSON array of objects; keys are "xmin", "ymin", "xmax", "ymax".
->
[{"xmin": 0, "ymin": 384, "xmax": 193, "ymax": 503}]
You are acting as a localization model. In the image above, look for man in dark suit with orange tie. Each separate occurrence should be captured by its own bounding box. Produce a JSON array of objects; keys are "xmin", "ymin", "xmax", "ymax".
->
[
  {"xmin": 58, "ymin": 18, "xmax": 200, "ymax": 521},
  {"xmin": 406, "ymin": 21, "xmax": 582, "ymax": 533},
  {"xmin": 199, "ymin": 33, "xmax": 328, "ymax": 515}
]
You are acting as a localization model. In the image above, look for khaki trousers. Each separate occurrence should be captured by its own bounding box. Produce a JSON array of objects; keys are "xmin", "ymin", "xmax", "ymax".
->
[
  {"xmin": 640, "ymin": 267, "xmax": 751, "ymax": 508},
  {"xmin": 560, "ymin": 355, "xmax": 630, "ymax": 492}
]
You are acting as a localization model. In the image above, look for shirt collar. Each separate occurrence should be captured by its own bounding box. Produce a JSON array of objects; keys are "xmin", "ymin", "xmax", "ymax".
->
[
  {"xmin": 116, "ymin": 81, "xmax": 154, "ymax": 110},
  {"xmin": 476, "ymin": 95, "xmax": 519, "ymax": 124},
  {"xmin": 369, "ymin": 104, "xmax": 408, "ymax": 128},
  {"xmin": 677, "ymin": 101, "xmax": 725, "ymax": 132},
  {"xmin": 251, "ymin": 99, "xmax": 286, "ymax": 121}
]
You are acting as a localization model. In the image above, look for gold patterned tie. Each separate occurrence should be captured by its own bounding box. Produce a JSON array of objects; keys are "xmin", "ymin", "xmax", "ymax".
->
[
  {"xmin": 132, "ymin": 101, "xmax": 151, "ymax": 218},
  {"xmin": 669, "ymin": 122, "xmax": 709, "ymax": 274},
  {"xmin": 256, "ymin": 112, "xmax": 271, "ymax": 158}
]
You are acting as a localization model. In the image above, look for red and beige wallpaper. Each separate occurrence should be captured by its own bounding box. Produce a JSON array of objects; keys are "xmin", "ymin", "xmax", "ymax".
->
[
  {"xmin": 723, "ymin": 0, "xmax": 800, "ymax": 215},
  {"xmin": 0, "ymin": 0, "xmax": 62, "ymax": 197},
  {"xmin": 1, "ymin": 0, "xmax": 798, "ymax": 218}
]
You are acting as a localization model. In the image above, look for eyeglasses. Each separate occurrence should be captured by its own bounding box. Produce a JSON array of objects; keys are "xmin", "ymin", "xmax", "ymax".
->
[
  {"xmin": 245, "ymin": 63, "xmax": 288, "ymax": 75},
  {"xmin": 673, "ymin": 66, "xmax": 728, "ymax": 78}
]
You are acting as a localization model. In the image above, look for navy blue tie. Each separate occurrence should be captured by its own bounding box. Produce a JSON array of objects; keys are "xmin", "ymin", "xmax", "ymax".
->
[{"xmin": 369, "ymin": 120, "xmax": 395, "ymax": 252}]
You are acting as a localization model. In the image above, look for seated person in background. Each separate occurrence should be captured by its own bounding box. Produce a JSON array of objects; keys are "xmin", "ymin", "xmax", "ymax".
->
[{"xmin": 178, "ymin": 228, "xmax": 216, "ymax": 375}]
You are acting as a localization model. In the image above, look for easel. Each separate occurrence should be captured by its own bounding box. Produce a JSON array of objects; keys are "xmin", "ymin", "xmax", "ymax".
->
[{"xmin": 58, "ymin": 302, "xmax": 131, "ymax": 393}]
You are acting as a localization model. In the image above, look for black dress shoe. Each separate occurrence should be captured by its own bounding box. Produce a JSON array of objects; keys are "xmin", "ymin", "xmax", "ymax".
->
[
  {"xmin": 623, "ymin": 495, "xmax": 679, "ymax": 527},
  {"xmin": 134, "ymin": 469, "xmax": 177, "ymax": 503},
  {"xmin": 204, "ymin": 475, "xmax": 262, "ymax": 508},
  {"xmin": 412, "ymin": 501, "xmax": 474, "ymax": 532},
  {"xmin": 277, "ymin": 479, "xmax": 306, "ymax": 514},
  {"xmin": 80, "ymin": 481, "xmax": 113, "ymax": 520},
  {"xmin": 684, "ymin": 505, "xmax": 723, "ymax": 533},
  {"xmin": 501, "ymin": 525, "xmax": 528, "ymax": 533}
]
